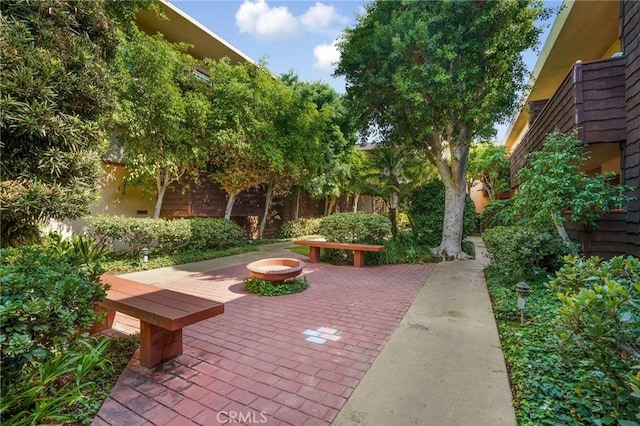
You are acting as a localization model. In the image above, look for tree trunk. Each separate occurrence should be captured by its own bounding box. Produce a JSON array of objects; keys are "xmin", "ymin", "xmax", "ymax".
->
[
  {"xmin": 259, "ymin": 182, "xmax": 274, "ymax": 240},
  {"xmin": 389, "ymin": 207, "xmax": 397, "ymax": 238},
  {"xmin": 430, "ymin": 136, "xmax": 470, "ymax": 259},
  {"xmin": 555, "ymin": 222, "xmax": 574, "ymax": 248},
  {"xmin": 353, "ymin": 193, "xmax": 360, "ymax": 212},
  {"xmin": 388, "ymin": 193, "xmax": 398, "ymax": 237},
  {"xmin": 224, "ymin": 192, "xmax": 238, "ymax": 221},
  {"xmin": 153, "ymin": 169, "xmax": 172, "ymax": 218},
  {"xmin": 433, "ymin": 183, "xmax": 467, "ymax": 258},
  {"xmin": 292, "ymin": 187, "xmax": 301, "ymax": 220},
  {"xmin": 326, "ymin": 196, "xmax": 336, "ymax": 216}
]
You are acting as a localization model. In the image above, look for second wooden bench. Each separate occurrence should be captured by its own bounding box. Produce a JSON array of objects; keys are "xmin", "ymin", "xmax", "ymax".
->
[
  {"xmin": 93, "ymin": 274, "xmax": 224, "ymax": 368},
  {"xmin": 293, "ymin": 240, "xmax": 385, "ymax": 268}
]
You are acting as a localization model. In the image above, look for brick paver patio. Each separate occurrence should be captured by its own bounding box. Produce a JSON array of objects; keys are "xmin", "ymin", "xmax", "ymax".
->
[{"xmin": 93, "ymin": 257, "xmax": 434, "ymax": 425}]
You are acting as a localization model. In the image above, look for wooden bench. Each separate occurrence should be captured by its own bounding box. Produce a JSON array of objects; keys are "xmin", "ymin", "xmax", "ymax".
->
[
  {"xmin": 92, "ymin": 274, "xmax": 224, "ymax": 368},
  {"xmin": 293, "ymin": 240, "xmax": 385, "ymax": 268}
]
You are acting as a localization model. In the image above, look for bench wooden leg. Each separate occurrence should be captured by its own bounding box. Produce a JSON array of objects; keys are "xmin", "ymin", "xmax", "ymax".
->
[
  {"xmin": 90, "ymin": 306, "xmax": 116, "ymax": 333},
  {"xmin": 139, "ymin": 321, "xmax": 183, "ymax": 368},
  {"xmin": 309, "ymin": 246, "xmax": 321, "ymax": 263},
  {"xmin": 354, "ymin": 250, "xmax": 365, "ymax": 268}
]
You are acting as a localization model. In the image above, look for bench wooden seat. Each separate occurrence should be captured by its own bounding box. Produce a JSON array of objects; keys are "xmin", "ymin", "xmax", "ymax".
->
[
  {"xmin": 93, "ymin": 274, "xmax": 224, "ymax": 368},
  {"xmin": 293, "ymin": 240, "xmax": 385, "ymax": 268}
]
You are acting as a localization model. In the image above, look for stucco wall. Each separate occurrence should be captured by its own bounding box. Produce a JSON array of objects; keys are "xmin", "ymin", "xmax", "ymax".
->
[{"xmin": 90, "ymin": 163, "xmax": 156, "ymax": 217}]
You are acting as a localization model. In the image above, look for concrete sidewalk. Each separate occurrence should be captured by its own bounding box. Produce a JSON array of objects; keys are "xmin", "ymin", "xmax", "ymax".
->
[{"xmin": 333, "ymin": 237, "xmax": 515, "ymax": 426}]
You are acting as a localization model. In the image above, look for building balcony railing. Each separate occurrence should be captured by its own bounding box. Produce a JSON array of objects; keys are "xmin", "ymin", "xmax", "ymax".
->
[{"xmin": 510, "ymin": 57, "xmax": 627, "ymax": 186}]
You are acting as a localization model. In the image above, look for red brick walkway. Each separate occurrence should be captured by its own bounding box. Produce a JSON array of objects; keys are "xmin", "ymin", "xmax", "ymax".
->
[{"xmin": 93, "ymin": 260, "xmax": 434, "ymax": 426}]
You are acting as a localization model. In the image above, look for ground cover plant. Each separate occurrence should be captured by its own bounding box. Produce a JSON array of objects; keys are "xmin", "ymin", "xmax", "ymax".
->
[
  {"xmin": 0, "ymin": 236, "xmax": 110, "ymax": 424},
  {"xmin": 486, "ymin": 250, "xmax": 640, "ymax": 425},
  {"xmin": 244, "ymin": 276, "xmax": 309, "ymax": 296}
]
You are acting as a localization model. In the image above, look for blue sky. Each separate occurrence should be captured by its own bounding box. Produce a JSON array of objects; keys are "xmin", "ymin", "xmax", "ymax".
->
[
  {"xmin": 173, "ymin": 0, "xmax": 361, "ymax": 92},
  {"xmin": 172, "ymin": 0, "xmax": 559, "ymax": 140}
]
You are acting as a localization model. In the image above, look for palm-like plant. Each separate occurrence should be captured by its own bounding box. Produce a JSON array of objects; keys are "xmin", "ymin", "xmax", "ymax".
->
[{"xmin": 360, "ymin": 147, "xmax": 434, "ymax": 236}]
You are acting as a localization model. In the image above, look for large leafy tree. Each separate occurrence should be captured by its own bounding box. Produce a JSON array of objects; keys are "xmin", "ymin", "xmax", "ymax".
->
[
  {"xmin": 336, "ymin": 0, "xmax": 548, "ymax": 258},
  {"xmin": 282, "ymin": 73, "xmax": 357, "ymax": 216},
  {"xmin": 204, "ymin": 58, "xmax": 288, "ymax": 221},
  {"xmin": 0, "ymin": 0, "xmax": 141, "ymax": 246},
  {"xmin": 343, "ymin": 149, "xmax": 373, "ymax": 214},
  {"xmin": 113, "ymin": 30, "xmax": 211, "ymax": 218},
  {"xmin": 254, "ymin": 80, "xmax": 321, "ymax": 239},
  {"xmin": 467, "ymin": 144, "xmax": 510, "ymax": 201}
]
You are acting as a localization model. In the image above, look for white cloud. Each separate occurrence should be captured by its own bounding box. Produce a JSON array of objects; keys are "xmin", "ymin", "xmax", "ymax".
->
[
  {"xmin": 300, "ymin": 2, "xmax": 348, "ymax": 30},
  {"xmin": 235, "ymin": 0, "xmax": 298, "ymax": 39},
  {"xmin": 313, "ymin": 40, "xmax": 340, "ymax": 72}
]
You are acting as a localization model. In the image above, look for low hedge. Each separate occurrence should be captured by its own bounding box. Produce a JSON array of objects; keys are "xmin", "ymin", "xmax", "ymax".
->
[
  {"xmin": 84, "ymin": 216, "xmax": 243, "ymax": 256},
  {"xmin": 318, "ymin": 213, "xmax": 391, "ymax": 244},
  {"xmin": 318, "ymin": 213, "xmax": 391, "ymax": 265},
  {"xmin": 278, "ymin": 218, "xmax": 322, "ymax": 238}
]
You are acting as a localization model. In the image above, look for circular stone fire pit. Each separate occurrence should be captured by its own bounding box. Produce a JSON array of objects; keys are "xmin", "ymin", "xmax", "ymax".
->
[{"xmin": 246, "ymin": 258, "xmax": 305, "ymax": 282}]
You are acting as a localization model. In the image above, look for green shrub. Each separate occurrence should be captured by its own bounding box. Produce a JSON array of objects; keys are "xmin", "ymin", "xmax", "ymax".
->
[
  {"xmin": 319, "ymin": 213, "xmax": 391, "ymax": 244},
  {"xmin": 318, "ymin": 213, "xmax": 391, "ymax": 265},
  {"xmin": 84, "ymin": 216, "xmax": 243, "ymax": 256},
  {"xmin": 550, "ymin": 255, "xmax": 639, "ymax": 422},
  {"xmin": 84, "ymin": 215, "xmax": 161, "ymax": 256},
  {"xmin": 170, "ymin": 218, "xmax": 243, "ymax": 250},
  {"xmin": 0, "ymin": 244, "xmax": 107, "ymax": 385},
  {"xmin": 368, "ymin": 232, "xmax": 441, "ymax": 265},
  {"xmin": 408, "ymin": 181, "xmax": 476, "ymax": 247},
  {"xmin": 244, "ymin": 277, "xmax": 309, "ymax": 296},
  {"xmin": 278, "ymin": 218, "xmax": 322, "ymax": 238},
  {"xmin": 483, "ymin": 226, "xmax": 571, "ymax": 286},
  {"xmin": 479, "ymin": 199, "xmax": 516, "ymax": 230}
]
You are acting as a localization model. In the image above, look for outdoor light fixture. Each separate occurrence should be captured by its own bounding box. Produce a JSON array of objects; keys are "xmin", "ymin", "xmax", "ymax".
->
[
  {"xmin": 516, "ymin": 281, "xmax": 531, "ymax": 325},
  {"xmin": 141, "ymin": 247, "xmax": 149, "ymax": 263}
]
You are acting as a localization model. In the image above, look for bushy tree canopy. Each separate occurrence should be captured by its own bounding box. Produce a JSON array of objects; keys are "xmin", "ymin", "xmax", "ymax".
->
[
  {"xmin": 467, "ymin": 144, "xmax": 510, "ymax": 201},
  {"xmin": 335, "ymin": 0, "xmax": 548, "ymax": 258},
  {"xmin": 0, "ymin": 0, "xmax": 128, "ymax": 245},
  {"xmin": 112, "ymin": 30, "xmax": 211, "ymax": 218}
]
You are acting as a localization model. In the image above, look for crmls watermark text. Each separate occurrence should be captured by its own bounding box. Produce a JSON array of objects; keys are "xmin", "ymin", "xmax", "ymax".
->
[{"xmin": 216, "ymin": 410, "xmax": 268, "ymax": 424}]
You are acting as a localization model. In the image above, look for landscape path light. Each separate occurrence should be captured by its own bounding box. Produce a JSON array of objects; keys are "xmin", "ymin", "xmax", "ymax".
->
[{"xmin": 516, "ymin": 281, "xmax": 531, "ymax": 325}]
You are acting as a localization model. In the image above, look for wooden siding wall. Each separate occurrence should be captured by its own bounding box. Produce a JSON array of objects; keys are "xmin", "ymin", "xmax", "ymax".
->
[
  {"xmin": 622, "ymin": 0, "xmax": 640, "ymax": 253},
  {"xmin": 510, "ymin": 65, "xmax": 578, "ymax": 185},
  {"xmin": 528, "ymin": 99, "xmax": 548, "ymax": 125},
  {"xmin": 510, "ymin": 58, "xmax": 627, "ymax": 186},
  {"xmin": 159, "ymin": 174, "xmax": 325, "ymax": 238},
  {"xmin": 566, "ymin": 211, "xmax": 638, "ymax": 258},
  {"xmin": 579, "ymin": 59, "xmax": 627, "ymax": 143}
]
